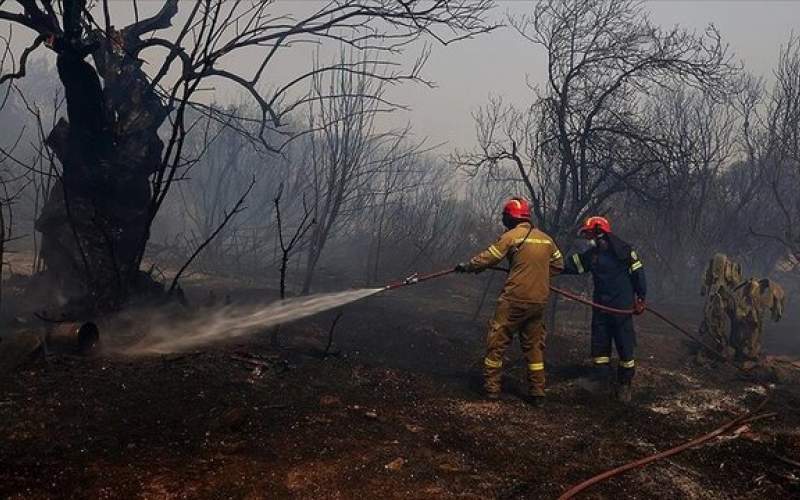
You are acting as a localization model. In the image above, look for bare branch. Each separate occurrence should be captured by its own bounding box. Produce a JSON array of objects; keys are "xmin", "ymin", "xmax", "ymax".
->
[
  {"xmin": 169, "ymin": 176, "xmax": 256, "ymax": 294},
  {"xmin": 0, "ymin": 33, "xmax": 45, "ymax": 85}
]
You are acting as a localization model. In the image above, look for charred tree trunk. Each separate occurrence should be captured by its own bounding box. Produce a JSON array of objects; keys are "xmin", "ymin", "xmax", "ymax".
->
[{"xmin": 34, "ymin": 7, "xmax": 169, "ymax": 314}]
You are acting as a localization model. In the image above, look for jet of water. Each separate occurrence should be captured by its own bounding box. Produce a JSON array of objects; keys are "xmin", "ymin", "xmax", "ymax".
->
[{"xmin": 122, "ymin": 287, "xmax": 386, "ymax": 355}]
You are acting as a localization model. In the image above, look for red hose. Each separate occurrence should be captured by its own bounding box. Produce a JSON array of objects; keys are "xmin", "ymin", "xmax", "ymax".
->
[
  {"xmin": 556, "ymin": 409, "xmax": 775, "ymax": 499},
  {"xmin": 549, "ymin": 285, "xmax": 635, "ymax": 315},
  {"xmin": 416, "ymin": 268, "xmax": 456, "ymax": 283}
]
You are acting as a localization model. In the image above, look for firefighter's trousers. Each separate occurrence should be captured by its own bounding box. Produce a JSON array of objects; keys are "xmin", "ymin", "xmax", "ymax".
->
[
  {"xmin": 591, "ymin": 311, "xmax": 636, "ymax": 385},
  {"xmin": 484, "ymin": 300, "xmax": 546, "ymax": 397},
  {"xmin": 699, "ymin": 292, "xmax": 733, "ymax": 358}
]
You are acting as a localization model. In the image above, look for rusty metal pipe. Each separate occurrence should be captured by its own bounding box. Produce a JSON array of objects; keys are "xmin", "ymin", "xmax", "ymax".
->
[{"xmin": 46, "ymin": 321, "xmax": 100, "ymax": 355}]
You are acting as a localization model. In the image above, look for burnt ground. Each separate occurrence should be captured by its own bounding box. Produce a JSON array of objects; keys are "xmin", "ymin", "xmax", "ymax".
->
[{"xmin": 1, "ymin": 275, "xmax": 800, "ymax": 499}]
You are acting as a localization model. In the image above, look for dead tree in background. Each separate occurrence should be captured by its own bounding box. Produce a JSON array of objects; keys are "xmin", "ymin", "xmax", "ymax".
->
[
  {"xmin": 0, "ymin": 61, "xmax": 63, "ymax": 277},
  {"xmin": 274, "ymin": 186, "xmax": 315, "ymax": 300},
  {"xmin": 168, "ymin": 177, "xmax": 256, "ymax": 295},
  {"xmin": 270, "ymin": 187, "xmax": 314, "ymax": 348},
  {"xmin": 361, "ymin": 130, "xmax": 429, "ymax": 284},
  {"xmin": 747, "ymin": 36, "xmax": 800, "ymax": 275},
  {"xmin": 174, "ymin": 106, "xmax": 274, "ymax": 275},
  {"xmin": 0, "ymin": 164, "xmax": 24, "ymax": 312},
  {"xmin": 619, "ymin": 88, "xmax": 742, "ymax": 294},
  {"xmin": 301, "ymin": 53, "xmax": 424, "ymax": 293},
  {"xmin": 0, "ymin": 0, "xmax": 496, "ymax": 314},
  {"xmin": 0, "ymin": 176, "xmax": 10, "ymax": 311},
  {"xmin": 0, "ymin": 96, "xmax": 34, "ymax": 311},
  {"xmin": 390, "ymin": 163, "xmax": 466, "ymax": 270},
  {"xmin": 158, "ymin": 103, "xmax": 313, "ymax": 281},
  {"xmin": 456, "ymin": 0, "xmax": 735, "ymax": 241}
]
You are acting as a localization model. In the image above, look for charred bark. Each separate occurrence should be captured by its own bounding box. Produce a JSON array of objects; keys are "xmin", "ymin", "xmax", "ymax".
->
[{"xmin": 35, "ymin": 20, "xmax": 168, "ymax": 314}]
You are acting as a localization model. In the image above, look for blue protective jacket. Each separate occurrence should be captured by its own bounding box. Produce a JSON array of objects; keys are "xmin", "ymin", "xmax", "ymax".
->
[{"xmin": 563, "ymin": 233, "xmax": 647, "ymax": 309}]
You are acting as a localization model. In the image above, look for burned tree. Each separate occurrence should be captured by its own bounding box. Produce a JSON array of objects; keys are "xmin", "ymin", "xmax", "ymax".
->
[
  {"xmin": 274, "ymin": 186, "xmax": 315, "ymax": 300},
  {"xmin": 168, "ymin": 177, "xmax": 255, "ymax": 295},
  {"xmin": 747, "ymin": 36, "xmax": 800, "ymax": 274},
  {"xmin": 171, "ymin": 106, "xmax": 274, "ymax": 276},
  {"xmin": 270, "ymin": 184, "xmax": 314, "ymax": 348},
  {"xmin": 0, "ymin": 0, "xmax": 495, "ymax": 313},
  {"xmin": 387, "ymin": 162, "xmax": 466, "ymax": 271},
  {"xmin": 0, "ymin": 160, "xmax": 25, "ymax": 312},
  {"xmin": 618, "ymin": 88, "xmax": 744, "ymax": 295},
  {"xmin": 361, "ymin": 141, "xmax": 426, "ymax": 285},
  {"xmin": 301, "ymin": 53, "xmax": 426, "ymax": 293},
  {"xmin": 456, "ymin": 0, "xmax": 734, "ymax": 240}
]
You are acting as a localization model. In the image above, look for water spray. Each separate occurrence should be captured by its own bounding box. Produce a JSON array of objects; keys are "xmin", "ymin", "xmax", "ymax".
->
[{"xmin": 118, "ymin": 269, "xmax": 457, "ymax": 355}]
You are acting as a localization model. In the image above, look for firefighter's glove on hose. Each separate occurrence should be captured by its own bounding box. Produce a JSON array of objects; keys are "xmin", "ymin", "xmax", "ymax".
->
[{"xmin": 634, "ymin": 297, "xmax": 647, "ymax": 315}]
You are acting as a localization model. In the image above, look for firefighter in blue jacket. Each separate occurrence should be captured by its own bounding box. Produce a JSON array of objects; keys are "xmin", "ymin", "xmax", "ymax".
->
[{"xmin": 563, "ymin": 216, "xmax": 647, "ymax": 403}]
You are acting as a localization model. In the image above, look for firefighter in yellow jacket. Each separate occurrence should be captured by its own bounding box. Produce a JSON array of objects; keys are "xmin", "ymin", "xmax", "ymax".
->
[{"xmin": 455, "ymin": 197, "xmax": 564, "ymax": 406}]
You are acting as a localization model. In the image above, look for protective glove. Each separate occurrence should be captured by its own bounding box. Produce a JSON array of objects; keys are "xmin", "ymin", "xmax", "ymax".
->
[
  {"xmin": 454, "ymin": 262, "xmax": 471, "ymax": 273},
  {"xmin": 634, "ymin": 297, "xmax": 647, "ymax": 315}
]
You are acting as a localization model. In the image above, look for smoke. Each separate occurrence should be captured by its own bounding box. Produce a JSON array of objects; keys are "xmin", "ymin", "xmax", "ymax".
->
[{"xmin": 118, "ymin": 288, "xmax": 385, "ymax": 355}]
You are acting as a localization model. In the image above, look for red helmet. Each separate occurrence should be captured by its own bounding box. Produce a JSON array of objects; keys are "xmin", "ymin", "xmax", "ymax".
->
[
  {"xmin": 580, "ymin": 216, "xmax": 611, "ymax": 235},
  {"xmin": 503, "ymin": 197, "xmax": 531, "ymax": 220}
]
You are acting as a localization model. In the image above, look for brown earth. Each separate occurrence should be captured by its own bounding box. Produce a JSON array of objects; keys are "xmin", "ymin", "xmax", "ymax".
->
[{"xmin": 1, "ymin": 275, "xmax": 799, "ymax": 499}]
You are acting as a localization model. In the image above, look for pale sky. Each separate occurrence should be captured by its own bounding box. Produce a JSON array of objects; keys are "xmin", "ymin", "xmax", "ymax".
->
[
  {"xmin": 401, "ymin": 0, "xmax": 800, "ymax": 150},
  {"xmin": 4, "ymin": 1, "xmax": 799, "ymax": 152}
]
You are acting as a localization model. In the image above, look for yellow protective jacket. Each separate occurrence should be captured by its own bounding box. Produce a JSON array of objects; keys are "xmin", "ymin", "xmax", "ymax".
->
[{"xmin": 468, "ymin": 222, "xmax": 564, "ymax": 304}]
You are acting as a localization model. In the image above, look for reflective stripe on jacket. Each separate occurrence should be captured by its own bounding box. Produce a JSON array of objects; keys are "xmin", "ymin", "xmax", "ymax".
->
[{"xmin": 469, "ymin": 222, "xmax": 564, "ymax": 304}]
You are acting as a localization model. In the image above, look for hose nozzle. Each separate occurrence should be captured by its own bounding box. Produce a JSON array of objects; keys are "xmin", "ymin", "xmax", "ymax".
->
[{"xmin": 403, "ymin": 273, "xmax": 419, "ymax": 285}]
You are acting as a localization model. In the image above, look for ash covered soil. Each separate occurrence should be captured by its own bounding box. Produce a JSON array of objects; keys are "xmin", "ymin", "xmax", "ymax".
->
[{"xmin": 1, "ymin": 278, "xmax": 799, "ymax": 499}]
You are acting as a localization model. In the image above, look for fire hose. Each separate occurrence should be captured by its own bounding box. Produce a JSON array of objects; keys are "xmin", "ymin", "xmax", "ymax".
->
[{"xmin": 384, "ymin": 267, "xmax": 775, "ymax": 499}]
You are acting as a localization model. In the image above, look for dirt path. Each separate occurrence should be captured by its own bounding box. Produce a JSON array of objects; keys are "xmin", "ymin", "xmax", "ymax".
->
[{"xmin": 1, "ymin": 281, "xmax": 799, "ymax": 499}]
